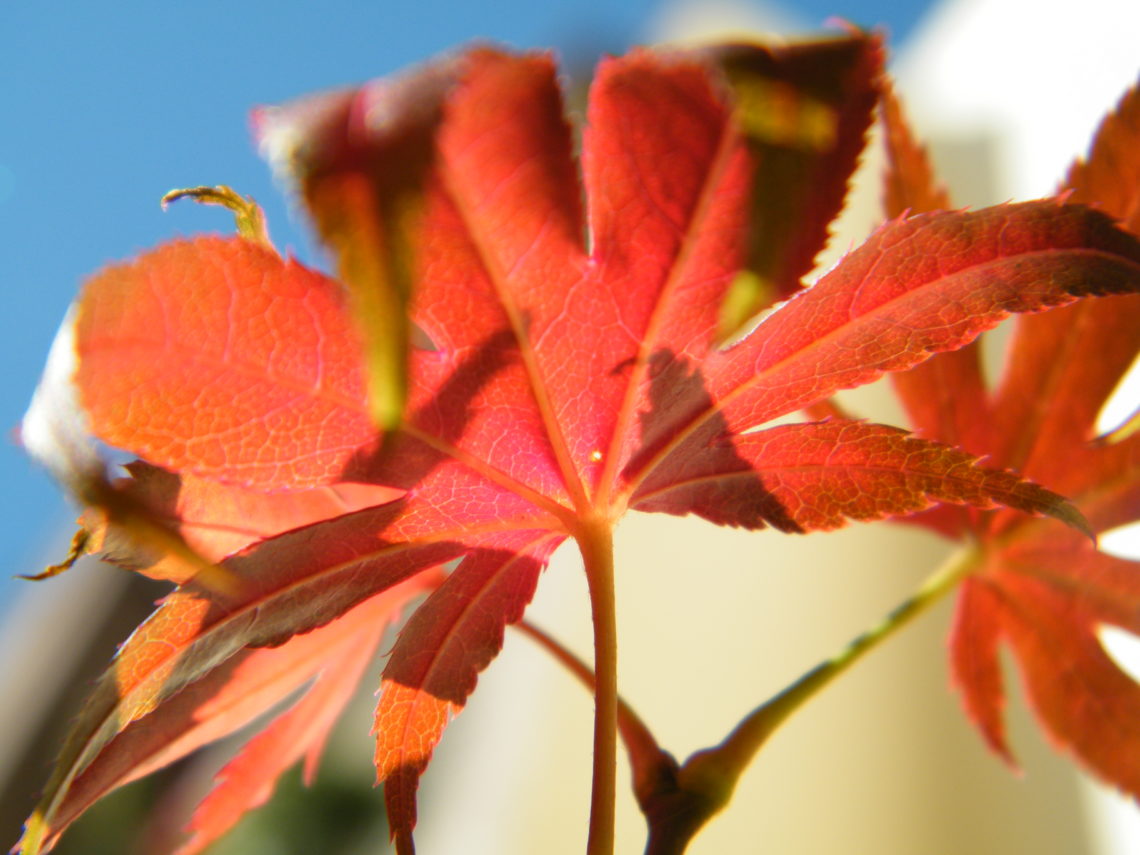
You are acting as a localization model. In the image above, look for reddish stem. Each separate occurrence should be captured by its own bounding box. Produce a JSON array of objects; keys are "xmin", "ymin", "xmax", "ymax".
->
[{"xmin": 577, "ymin": 518, "xmax": 618, "ymax": 855}]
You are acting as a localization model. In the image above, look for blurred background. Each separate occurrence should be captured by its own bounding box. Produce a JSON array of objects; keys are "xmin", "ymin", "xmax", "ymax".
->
[{"xmin": 2, "ymin": 0, "xmax": 1138, "ymax": 852}]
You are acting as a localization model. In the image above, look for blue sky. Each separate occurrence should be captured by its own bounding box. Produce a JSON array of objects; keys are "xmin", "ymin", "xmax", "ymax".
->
[{"xmin": 0, "ymin": 0, "xmax": 937, "ymax": 604}]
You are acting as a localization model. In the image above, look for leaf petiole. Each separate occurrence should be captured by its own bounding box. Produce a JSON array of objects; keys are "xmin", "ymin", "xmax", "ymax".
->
[
  {"xmin": 577, "ymin": 518, "xmax": 619, "ymax": 855},
  {"xmin": 656, "ymin": 544, "xmax": 983, "ymax": 851}
]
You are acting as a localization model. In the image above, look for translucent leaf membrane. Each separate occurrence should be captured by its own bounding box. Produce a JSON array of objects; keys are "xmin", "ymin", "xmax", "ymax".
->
[{"xmin": 75, "ymin": 237, "xmax": 374, "ymax": 491}]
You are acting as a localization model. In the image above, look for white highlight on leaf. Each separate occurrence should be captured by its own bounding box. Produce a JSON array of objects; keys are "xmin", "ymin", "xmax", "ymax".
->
[
  {"xmin": 1098, "ymin": 522, "xmax": 1140, "ymax": 562},
  {"xmin": 20, "ymin": 305, "xmax": 104, "ymax": 491},
  {"xmin": 1097, "ymin": 624, "xmax": 1140, "ymax": 684},
  {"xmin": 1095, "ymin": 352, "xmax": 1140, "ymax": 438}
]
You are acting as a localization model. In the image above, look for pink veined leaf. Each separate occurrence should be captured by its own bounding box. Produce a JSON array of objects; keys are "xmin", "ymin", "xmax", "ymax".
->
[
  {"xmin": 175, "ymin": 650, "xmax": 375, "ymax": 855},
  {"xmin": 697, "ymin": 200, "xmax": 1140, "ymax": 439}
]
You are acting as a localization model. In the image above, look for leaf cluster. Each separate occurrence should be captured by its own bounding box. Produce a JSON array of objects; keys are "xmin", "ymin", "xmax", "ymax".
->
[{"xmin": 16, "ymin": 31, "xmax": 1140, "ymax": 855}]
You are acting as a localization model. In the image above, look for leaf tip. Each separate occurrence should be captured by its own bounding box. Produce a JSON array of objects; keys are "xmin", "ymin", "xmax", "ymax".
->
[{"xmin": 1047, "ymin": 498, "xmax": 1095, "ymax": 543}]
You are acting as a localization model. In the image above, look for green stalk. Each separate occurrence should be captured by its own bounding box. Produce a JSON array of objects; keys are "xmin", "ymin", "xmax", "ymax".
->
[
  {"xmin": 161, "ymin": 185, "xmax": 274, "ymax": 250},
  {"xmin": 578, "ymin": 518, "xmax": 618, "ymax": 855},
  {"xmin": 678, "ymin": 544, "xmax": 982, "ymax": 811}
]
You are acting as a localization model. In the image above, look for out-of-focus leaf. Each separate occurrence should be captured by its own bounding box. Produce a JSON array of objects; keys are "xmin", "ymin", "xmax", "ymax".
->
[{"xmin": 708, "ymin": 34, "xmax": 884, "ymax": 335}]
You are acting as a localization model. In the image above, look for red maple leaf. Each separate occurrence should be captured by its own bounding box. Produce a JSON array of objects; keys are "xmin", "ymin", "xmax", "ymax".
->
[
  {"xmin": 883, "ymin": 79, "xmax": 1140, "ymax": 795},
  {"xmin": 18, "ymin": 40, "xmax": 1140, "ymax": 854}
]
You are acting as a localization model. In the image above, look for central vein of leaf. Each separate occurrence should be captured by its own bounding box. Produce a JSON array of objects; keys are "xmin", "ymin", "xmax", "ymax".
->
[
  {"xmin": 597, "ymin": 116, "xmax": 740, "ymax": 511},
  {"xmin": 439, "ymin": 165, "xmax": 592, "ymax": 516},
  {"xmin": 402, "ymin": 424, "xmax": 575, "ymax": 525}
]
